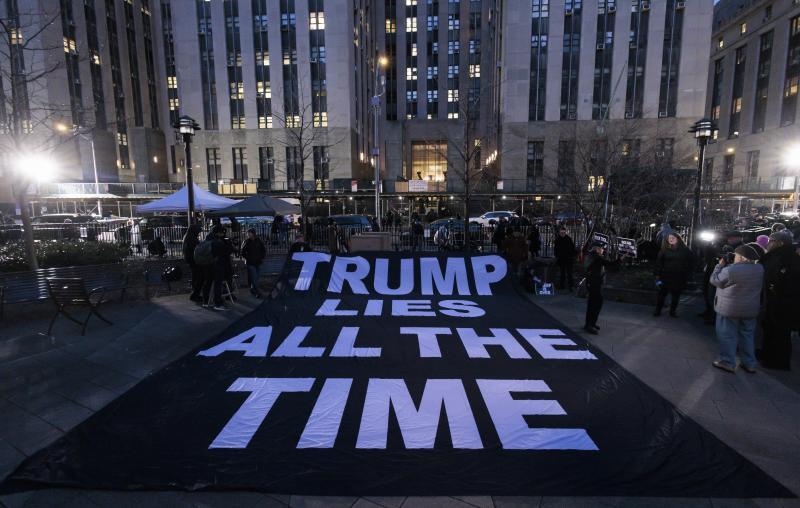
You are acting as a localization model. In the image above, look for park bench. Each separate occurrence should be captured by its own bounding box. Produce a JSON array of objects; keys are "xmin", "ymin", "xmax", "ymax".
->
[
  {"xmin": 0, "ymin": 264, "xmax": 128, "ymax": 320},
  {"xmin": 46, "ymin": 278, "xmax": 113, "ymax": 335}
]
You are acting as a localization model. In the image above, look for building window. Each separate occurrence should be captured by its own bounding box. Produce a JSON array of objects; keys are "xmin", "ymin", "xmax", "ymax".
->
[
  {"xmin": 529, "ymin": 0, "xmax": 549, "ymax": 121},
  {"xmin": 313, "ymin": 145, "xmax": 329, "ymax": 185},
  {"xmin": 781, "ymin": 16, "xmax": 800, "ymax": 126},
  {"xmin": 106, "ymin": 0, "xmax": 128, "ymax": 168},
  {"xmin": 85, "ymin": 1, "xmax": 106, "ymax": 129},
  {"xmin": 746, "ymin": 150, "xmax": 759, "ymax": 180},
  {"xmin": 225, "ymin": 0, "xmax": 246, "ymax": 130},
  {"xmin": 703, "ymin": 158, "xmax": 714, "ymax": 186},
  {"xmin": 309, "ymin": 0, "xmax": 327, "ymax": 127},
  {"xmin": 723, "ymin": 154, "xmax": 735, "ymax": 183},
  {"xmin": 740, "ymin": 22, "xmax": 747, "ymax": 35},
  {"xmin": 658, "ymin": 0, "xmax": 684, "ymax": 118},
  {"xmin": 123, "ymin": 0, "xmax": 143, "ymax": 126},
  {"xmin": 411, "ymin": 142, "xmax": 447, "ymax": 181},
  {"xmin": 60, "ymin": 0, "xmax": 83, "ymax": 126},
  {"xmin": 142, "ymin": 0, "xmax": 159, "ymax": 128},
  {"xmin": 592, "ymin": 1, "xmax": 615, "ymax": 120},
  {"xmin": 625, "ymin": 0, "xmax": 649, "ymax": 119},
  {"xmin": 253, "ymin": 0, "xmax": 272, "ymax": 131},
  {"xmin": 753, "ymin": 31, "xmax": 773, "ymax": 133},
  {"xmin": 526, "ymin": 141, "xmax": 544, "ymax": 190},
  {"xmin": 206, "ymin": 148, "xmax": 222, "ymax": 182},
  {"xmin": 560, "ymin": 2, "xmax": 581, "ymax": 120},
  {"xmin": 710, "ymin": 58, "xmax": 723, "ymax": 121},
  {"xmin": 258, "ymin": 146, "xmax": 275, "ymax": 182},
  {"xmin": 729, "ymin": 46, "xmax": 746, "ymax": 138},
  {"xmin": 655, "ymin": 138, "xmax": 674, "ymax": 167},
  {"xmin": 281, "ymin": 0, "xmax": 300, "ymax": 122},
  {"xmin": 197, "ymin": 0, "xmax": 218, "ymax": 129},
  {"xmin": 170, "ymin": 145, "xmax": 177, "ymax": 174},
  {"xmin": 232, "ymin": 147, "xmax": 248, "ymax": 180},
  {"xmin": 557, "ymin": 140, "xmax": 575, "ymax": 187},
  {"xmin": 286, "ymin": 146, "xmax": 301, "ymax": 189}
]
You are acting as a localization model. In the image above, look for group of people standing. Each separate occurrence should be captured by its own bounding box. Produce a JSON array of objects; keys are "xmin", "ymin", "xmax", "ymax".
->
[{"xmin": 183, "ymin": 225, "xmax": 267, "ymax": 310}]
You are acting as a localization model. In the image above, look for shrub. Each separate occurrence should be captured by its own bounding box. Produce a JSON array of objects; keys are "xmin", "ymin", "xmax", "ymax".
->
[{"xmin": 0, "ymin": 240, "xmax": 129, "ymax": 272}]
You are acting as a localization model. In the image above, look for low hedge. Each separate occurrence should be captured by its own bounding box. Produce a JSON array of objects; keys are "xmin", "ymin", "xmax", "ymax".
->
[{"xmin": 0, "ymin": 240, "xmax": 129, "ymax": 272}]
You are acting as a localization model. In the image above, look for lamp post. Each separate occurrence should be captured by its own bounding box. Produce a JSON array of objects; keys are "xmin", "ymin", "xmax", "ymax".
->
[
  {"xmin": 688, "ymin": 118, "xmax": 717, "ymax": 249},
  {"xmin": 56, "ymin": 123, "xmax": 103, "ymax": 217},
  {"xmin": 784, "ymin": 144, "xmax": 800, "ymax": 215},
  {"xmin": 175, "ymin": 115, "xmax": 200, "ymax": 224},
  {"xmin": 372, "ymin": 55, "xmax": 388, "ymax": 227}
]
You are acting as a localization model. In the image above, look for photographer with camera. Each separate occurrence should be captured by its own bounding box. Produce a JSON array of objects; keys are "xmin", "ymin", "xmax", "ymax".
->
[{"xmin": 710, "ymin": 243, "xmax": 763, "ymax": 374}]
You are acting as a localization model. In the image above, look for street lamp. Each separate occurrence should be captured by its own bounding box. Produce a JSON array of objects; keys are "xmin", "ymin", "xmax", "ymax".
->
[
  {"xmin": 56, "ymin": 122, "xmax": 103, "ymax": 217},
  {"xmin": 372, "ymin": 55, "xmax": 388, "ymax": 228},
  {"xmin": 688, "ymin": 118, "xmax": 717, "ymax": 248},
  {"xmin": 175, "ymin": 115, "xmax": 200, "ymax": 225},
  {"xmin": 783, "ymin": 144, "xmax": 800, "ymax": 215}
]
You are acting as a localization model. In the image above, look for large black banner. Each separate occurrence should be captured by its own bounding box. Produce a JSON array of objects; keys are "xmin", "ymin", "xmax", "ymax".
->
[{"xmin": 1, "ymin": 253, "xmax": 793, "ymax": 497}]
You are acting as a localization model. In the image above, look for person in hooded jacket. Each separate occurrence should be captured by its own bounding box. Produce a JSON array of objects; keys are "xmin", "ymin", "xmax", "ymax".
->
[
  {"xmin": 758, "ymin": 231, "xmax": 799, "ymax": 370},
  {"xmin": 202, "ymin": 226, "xmax": 234, "ymax": 310},
  {"xmin": 183, "ymin": 224, "xmax": 204, "ymax": 303},
  {"xmin": 653, "ymin": 232, "xmax": 693, "ymax": 317}
]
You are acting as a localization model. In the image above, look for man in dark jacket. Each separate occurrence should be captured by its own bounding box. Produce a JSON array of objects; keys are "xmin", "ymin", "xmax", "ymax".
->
[
  {"xmin": 492, "ymin": 218, "xmax": 507, "ymax": 252},
  {"xmin": 202, "ymin": 226, "xmax": 234, "ymax": 310},
  {"xmin": 183, "ymin": 224, "xmax": 203, "ymax": 303},
  {"xmin": 240, "ymin": 228, "xmax": 267, "ymax": 298},
  {"xmin": 653, "ymin": 233, "xmax": 693, "ymax": 317},
  {"xmin": 554, "ymin": 227, "xmax": 576, "ymax": 290},
  {"xmin": 583, "ymin": 241, "xmax": 620, "ymax": 334},
  {"xmin": 759, "ymin": 231, "xmax": 799, "ymax": 370}
]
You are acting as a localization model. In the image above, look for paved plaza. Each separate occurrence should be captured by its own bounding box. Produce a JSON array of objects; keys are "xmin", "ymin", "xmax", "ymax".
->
[{"xmin": 0, "ymin": 288, "xmax": 798, "ymax": 507}]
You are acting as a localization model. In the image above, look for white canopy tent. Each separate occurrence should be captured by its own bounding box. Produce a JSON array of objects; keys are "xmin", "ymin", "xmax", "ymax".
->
[{"xmin": 136, "ymin": 184, "xmax": 240, "ymax": 213}]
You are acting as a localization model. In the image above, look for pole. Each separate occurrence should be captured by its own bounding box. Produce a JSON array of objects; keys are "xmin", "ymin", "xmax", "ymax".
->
[
  {"xmin": 793, "ymin": 174, "xmax": 799, "ymax": 214},
  {"xmin": 689, "ymin": 140, "xmax": 707, "ymax": 249},
  {"xmin": 372, "ymin": 94, "xmax": 381, "ymax": 227},
  {"xmin": 183, "ymin": 134, "xmax": 196, "ymax": 225},
  {"xmin": 89, "ymin": 138, "xmax": 103, "ymax": 217}
]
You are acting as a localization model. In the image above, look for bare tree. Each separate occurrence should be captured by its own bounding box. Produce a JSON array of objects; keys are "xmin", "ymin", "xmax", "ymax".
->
[{"xmin": 0, "ymin": 4, "xmax": 75, "ymax": 269}]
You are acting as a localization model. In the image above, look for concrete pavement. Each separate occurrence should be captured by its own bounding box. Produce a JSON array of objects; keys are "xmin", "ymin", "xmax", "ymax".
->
[{"xmin": 0, "ymin": 287, "xmax": 798, "ymax": 507}]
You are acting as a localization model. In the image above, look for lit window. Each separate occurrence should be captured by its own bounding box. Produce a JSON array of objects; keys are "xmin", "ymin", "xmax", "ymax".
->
[
  {"xmin": 309, "ymin": 11, "xmax": 325, "ymax": 30},
  {"xmin": 313, "ymin": 111, "xmax": 328, "ymax": 127},
  {"xmin": 91, "ymin": 52, "xmax": 101, "ymax": 65},
  {"xmin": 10, "ymin": 28, "xmax": 23, "ymax": 45},
  {"xmin": 406, "ymin": 67, "xmax": 418, "ymax": 79},
  {"xmin": 256, "ymin": 51, "xmax": 270, "ymax": 66},
  {"xmin": 117, "ymin": 132, "xmax": 128, "ymax": 145},
  {"xmin": 411, "ymin": 43, "xmax": 418, "ymax": 56},
  {"xmin": 448, "ymin": 112, "xmax": 459, "ymax": 119},
  {"xmin": 407, "ymin": 17, "xmax": 417, "ymax": 32},
  {"xmin": 258, "ymin": 115, "xmax": 273, "ymax": 128},
  {"xmin": 469, "ymin": 64, "xmax": 480, "ymax": 78},
  {"xmin": 169, "ymin": 98, "xmax": 180, "ymax": 110},
  {"xmin": 385, "ymin": 18, "xmax": 396, "ymax": 33},
  {"xmin": 232, "ymin": 116, "xmax": 246, "ymax": 129},
  {"xmin": 732, "ymin": 97, "xmax": 742, "ymax": 113},
  {"xmin": 257, "ymin": 81, "xmax": 272, "ymax": 98},
  {"xmin": 230, "ymin": 82, "xmax": 244, "ymax": 99},
  {"xmin": 63, "ymin": 37, "xmax": 76, "ymax": 53},
  {"xmin": 740, "ymin": 22, "xmax": 747, "ymax": 35},
  {"xmin": 167, "ymin": 76, "xmax": 178, "ymax": 88},
  {"xmin": 448, "ymin": 89, "xmax": 459, "ymax": 102},
  {"xmin": 406, "ymin": 0, "xmax": 417, "ymax": 5},
  {"xmin": 785, "ymin": 76, "xmax": 799, "ymax": 97},
  {"xmin": 718, "ymin": 37, "xmax": 724, "ymax": 49}
]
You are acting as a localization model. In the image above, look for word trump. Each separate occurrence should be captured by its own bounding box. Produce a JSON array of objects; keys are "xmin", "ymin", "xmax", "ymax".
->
[
  {"xmin": 209, "ymin": 377, "xmax": 599, "ymax": 451},
  {"xmin": 197, "ymin": 326, "xmax": 598, "ymax": 360},
  {"xmin": 292, "ymin": 253, "xmax": 507, "ymax": 296}
]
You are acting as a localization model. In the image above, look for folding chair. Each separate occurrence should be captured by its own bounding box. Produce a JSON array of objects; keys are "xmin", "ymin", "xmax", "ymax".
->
[{"xmin": 46, "ymin": 278, "xmax": 112, "ymax": 336}]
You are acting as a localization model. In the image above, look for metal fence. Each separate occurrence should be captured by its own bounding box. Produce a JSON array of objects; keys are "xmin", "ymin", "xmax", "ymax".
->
[{"xmin": 0, "ymin": 221, "xmax": 613, "ymax": 261}]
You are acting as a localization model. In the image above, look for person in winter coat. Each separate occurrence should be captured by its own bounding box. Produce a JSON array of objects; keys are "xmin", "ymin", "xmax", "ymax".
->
[
  {"xmin": 240, "ymin": 228, "xmax": 267, "ymax": 298},
  {"xmin": 583, "ymin": 241, "xmax": 621, "ymax": 334},
  {"xmin": 202, "ymin": 226, "xmax": 234, "ymax": 310},
  {"xmin": 492, "ymin": 218, "xmax": 507, "ymax": 251},
  {"xmin": 502, "ymin": 228, "xmax": 529, "ymax": 278},
  {"xmin": 653, "ymin": 233, "xmax": 693, "ymax": 317},
  {"xmin": 758, "ymin": 231, "xmax": 799, "ymax": 370},
  {"xmin": 147, "ymin": 236, "xmax": 166, "ymax": 258},
  {"xmin": 710, "ymin": 243, "xmax": 764, "ymax": 373},
  {"xmin": 183, "ymin": 224, "xmax": 203, "ymax": 303},
  {"xmin": 527, "ymin": 225, "xmax": 541, "ymax": 260},
  {"xmin": 553, "ymin": 227, "xmax": 576, "ymax": 290},
  {"xmin": 327, "ymin": 219, "xmax": 340, "ymax": 255}
]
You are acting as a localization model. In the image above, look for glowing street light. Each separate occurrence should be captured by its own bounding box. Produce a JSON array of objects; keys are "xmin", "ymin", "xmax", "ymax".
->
[
  {"xmin": 785, "ymin": 144, "xmax": 800, "ymax": 214},
  {"xmin": 14, "ymin": 154, "xmax": 57, "ymax": 183},
  {"xmin": 688, "ymin": 118, "xmax": 718, "ymax": 248}
]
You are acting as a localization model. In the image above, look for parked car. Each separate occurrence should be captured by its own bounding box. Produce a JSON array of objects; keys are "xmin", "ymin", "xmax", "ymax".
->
[
  {"xmin": 31, "ymin": 214, "xmax": 97, "ymax": 224},
  {"xmin": 426, "ymin": 217, "xmax": 483, "ymax": 246},
  {"xmin": 330, "ymin": 214, "xmax": 373, "ymax": 232},
  {"xmin": 469, "ymin": 211, "xmax": 519, "ymax": 226}
]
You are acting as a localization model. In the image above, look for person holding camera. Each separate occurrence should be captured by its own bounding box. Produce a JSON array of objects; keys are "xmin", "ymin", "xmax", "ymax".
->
[
  {"xmin": 653, "ymin": 232, "xmax": 693, "ymax": 317},
  {"xmin": 710, "ymin": 243, "xmax": 764, "ymax": 373}
]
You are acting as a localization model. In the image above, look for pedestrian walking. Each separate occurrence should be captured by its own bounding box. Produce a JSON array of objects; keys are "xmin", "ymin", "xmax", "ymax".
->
[
  {"xmin": 583, "ymin": 241, "xmax": 621, "ymax": 334},
  {"xmin": 183, "ymin": 224, "xmax": 203, "ymax": 303},
  {"xmin": 554, "ymin": 227, "xmax": 576, "ymax": 290},
  {"xmin": 710, "ymin": 243, "xmax": 764, "ymax": 373},
  {"xmin": 653, "ymin": 232, "xmax": 693, "ymax": 317},
  {"xmin": 758, "ymin": 231, "xmax": 799, "ymax": 370},
  {"xmin": 240, "ymin": 228, "xmax": 267, "ymax": 298}
]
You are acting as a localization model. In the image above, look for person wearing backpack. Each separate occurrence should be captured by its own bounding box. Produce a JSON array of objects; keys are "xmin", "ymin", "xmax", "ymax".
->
[
  {"xmin": 240, "ymin": 228, "xmax": 266, "ymax": 298},
  {"xmin": 183, "ymin": 224, "xmax": 204, "ymax": 303},
  {"xmin": 759, "ymin": 231, "xmax": 799, "ymax": 370}
]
